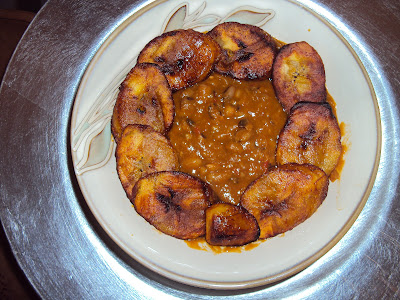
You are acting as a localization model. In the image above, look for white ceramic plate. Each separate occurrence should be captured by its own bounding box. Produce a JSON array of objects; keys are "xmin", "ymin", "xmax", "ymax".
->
[{"xmin": 70, "ymin": 0, "xmax": 380, "ymax": 289}]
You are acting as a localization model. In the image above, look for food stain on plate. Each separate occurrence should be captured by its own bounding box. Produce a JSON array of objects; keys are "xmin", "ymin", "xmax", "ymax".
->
[{"xmin": 185, "ymin": 238, "xmax": 262, "ymax": 253}]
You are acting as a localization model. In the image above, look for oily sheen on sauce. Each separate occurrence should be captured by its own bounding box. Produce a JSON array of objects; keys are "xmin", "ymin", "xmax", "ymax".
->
[{"xmin": 169, "ymin": 72, "xmax": 287, "ymax": 205}]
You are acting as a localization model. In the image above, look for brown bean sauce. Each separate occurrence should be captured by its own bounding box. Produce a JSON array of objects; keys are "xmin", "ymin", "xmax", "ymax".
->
[{"xmin": 168, "ymin": 72, "xmax": 287, "ymax": 204}]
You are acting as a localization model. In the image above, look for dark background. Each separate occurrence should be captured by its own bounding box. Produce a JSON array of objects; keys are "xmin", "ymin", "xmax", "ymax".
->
[{"xmin": 1, "ymin": 0, "xmax": 45, "ymax": 13}]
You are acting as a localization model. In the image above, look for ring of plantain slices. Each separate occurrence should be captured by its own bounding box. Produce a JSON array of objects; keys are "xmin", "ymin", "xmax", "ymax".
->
[
  {"xmin": 137, "ymin": 29, "xmax": 221, "ymax": 91},
  {"xmin": 272, "ymin": 41, "xmax": 326, "ymax": 112},
  {"xmin": 111, "ymin": 25, "xmax": 343, "ymax": 246},
  {"xmin": 241, "ymin": 163, "xmax": 329, "ymax": 239},
  {"xmin": 131, "ymin": 171, "xmax": 215, "ymax": 240},
  {"xmin": 111, "ymin": 63, "xmax": 174, "ymax": 143},
  {"xmin": 207, "ymin": 22, "xmax": 277, "ymax": 80},
  {"xmin": 276, "ymin": 102, "xmax": 342, "ymax": 176},
  {"xmin": 205, "ymin": 202, "xmax": 260, "ymax": 246},
  {"xmin": 116, "ymin": 124, "xmax": 179, "ymax": 199}
]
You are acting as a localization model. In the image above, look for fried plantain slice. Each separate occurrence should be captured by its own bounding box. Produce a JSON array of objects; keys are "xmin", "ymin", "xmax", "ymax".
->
[
  {"xmin": 276, "ymin": 102, "xmax": 342, "ymax": 176},
  {"xmin": 137, "ymin": 29, "xmax": 221, "ymax": 91},
  {"xmin": 207, "ymin": 22, "xmax": 276, "ymax": 80},
  {"xmin": 116, "ymin": 124, "xmax": 179, "ymax": 198},
  {"xmin": 241, "ymin": 164, "xmax": 329, "ymax": 239},
  {"xmin": 131, "ymin": 171, "xmax": 214, "ymax": 240},
  {"xmin": 111, "ymin": 63, "xmax": 174, "ymax": 143},
  {"xmin": 205, "ymin": 203, "xmax": 260, "ymax": 246},
  {"xmin": 272, "ymin": 41, "xmax": 326, "ymax": 111}
]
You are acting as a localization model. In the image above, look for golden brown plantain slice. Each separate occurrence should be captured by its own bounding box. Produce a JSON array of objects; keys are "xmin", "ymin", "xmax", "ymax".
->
[
  {"xmin": 207, "ymin": 22, "xmax": 276, "ymax": 80},
  {"xmin": 276, "ymin": 102, "xmax": 342, "ymax": 176},
  {"xmin": 111, "ymin": 63, "xmax": 174, "ymax": 143},
  {"xmin": 205, "ymin": 203, "xmax": 260, "ymax": 246},
  {"xmin": 137, "ymin": 29, "xmax": 221, "ymax": 91},
  {"xmin": 116, "ymin": 124, "xmax": 179, "ymax": 198},
  {"xmin": 272, "ymin": 41, "xmax": 326, "ymax": 111},
  {"xmin": 241, "ymin": 163, "xmax": 329, "ymax": 239},
  {"xmin": 131, "ymin": 171, "xmax": 214, "ymax": 240}
]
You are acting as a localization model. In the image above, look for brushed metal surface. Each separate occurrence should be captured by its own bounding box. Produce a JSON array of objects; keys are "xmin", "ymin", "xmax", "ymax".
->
[{"xmin": 0, "ymin": 0, "xmax": 399, "ymax": 298}]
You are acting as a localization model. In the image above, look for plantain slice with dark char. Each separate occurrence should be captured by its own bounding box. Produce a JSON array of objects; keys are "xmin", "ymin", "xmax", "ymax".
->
[
  {"xmin": 241, "ymin": 163, "xmax": 329, "ymax": 239},
  {"xmin": 137, "ymin": 29, "xmax": 221, "ymax": 91},
  {"xmin": 131, "ymin": 171, "xmax": 215, "ymax": 240},
  {"xmin": 205, "ymin": 203, "xmax": 260, "ymax": 246},
  {"xmin": 207, "ymin": 22, "xmax": 276, "ymax": 80},
  {"xmin": 111, "ymin": 63, "xmax": 174, "ymax": 143},
  {"xmin": 116, "ymin": 124, "xmax": 179, "ymax": 198},
  {"xmin": 272, "ymin": 41, "xmax": 326, "ymax": 112},
  {"xmin": 276, "ymin": 102, "xmax": 342, "ymax": 176}
]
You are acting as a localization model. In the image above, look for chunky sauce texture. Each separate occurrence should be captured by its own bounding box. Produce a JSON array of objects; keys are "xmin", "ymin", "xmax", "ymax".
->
[{"xmin": 168, "ymin": 73, "xmax": 287, "ymax": 204}]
